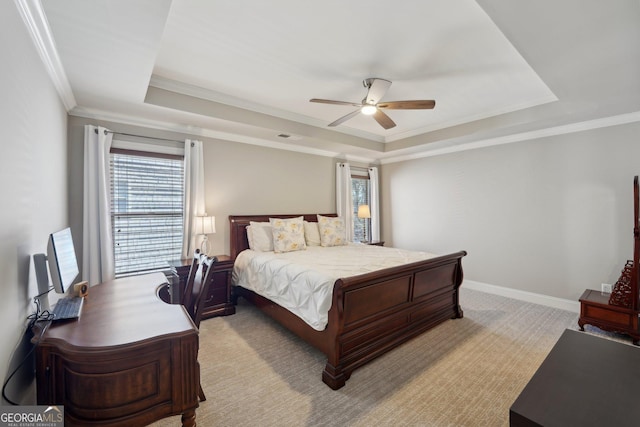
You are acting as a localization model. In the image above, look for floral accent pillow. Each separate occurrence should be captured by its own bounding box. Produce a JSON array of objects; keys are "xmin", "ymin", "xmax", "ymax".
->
[
  {"xmin": 317, "ymin": 215, "xmax": 347, "ymax": 247},
  {"xmin": 269, "ymin": 216, "xmax": 306, "ymax": 253}
]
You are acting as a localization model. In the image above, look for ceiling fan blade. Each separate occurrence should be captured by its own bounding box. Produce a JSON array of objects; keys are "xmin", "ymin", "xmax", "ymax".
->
[
  {"xmin": 377, "ymin": 100, "xmax": 436, "ymax": 109},
  {"xmin": 328, "ymin": 109, "xmax": 361, "ymax": 127},
  {"xmin": 373, "ymin": 110, "xmax": 396, "ymax": 129},
  {"xmin": 364, "ymin": 78, "xmax": 392, "ymax": 105},
  {"xmin": 310, "ymin": 98, "xmax": 362, "ymax": 107}
]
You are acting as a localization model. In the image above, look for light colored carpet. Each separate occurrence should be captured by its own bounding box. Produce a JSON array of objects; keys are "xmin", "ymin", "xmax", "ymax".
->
[{"xmin": 150, "ymin": 288, "xmax": 619, "ymax": 427}]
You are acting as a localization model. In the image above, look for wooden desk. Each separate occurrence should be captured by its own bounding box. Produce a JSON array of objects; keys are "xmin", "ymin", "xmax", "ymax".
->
[
  {"xmin": 510, "ymin": 329, "xmax": 640, "ymax": 427},
  {"xmin": 35, "ymin": 273, "xmax": 199, "ymax": 427}
]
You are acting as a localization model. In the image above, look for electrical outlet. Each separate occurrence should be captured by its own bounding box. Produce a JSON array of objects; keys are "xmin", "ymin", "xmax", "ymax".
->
[{"xmin": 601, "ymin": 283, "xmax": 612, "ymax": 294}]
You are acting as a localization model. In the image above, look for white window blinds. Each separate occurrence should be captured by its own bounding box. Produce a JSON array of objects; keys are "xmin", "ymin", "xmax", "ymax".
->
[{"xmin": 110, "ymin": 149, "xmax": 184, "ymax": 276}]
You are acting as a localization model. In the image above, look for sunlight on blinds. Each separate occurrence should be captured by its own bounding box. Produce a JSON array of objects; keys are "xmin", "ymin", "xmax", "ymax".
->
[{"xmin": 110, "ymin": 152, "xmax": 184, "ymax": 276}]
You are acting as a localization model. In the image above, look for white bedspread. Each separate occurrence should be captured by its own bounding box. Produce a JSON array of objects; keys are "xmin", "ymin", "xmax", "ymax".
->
[{"xmin": 232, "ymin": 243, "xmax": 437, "ymax": 331}]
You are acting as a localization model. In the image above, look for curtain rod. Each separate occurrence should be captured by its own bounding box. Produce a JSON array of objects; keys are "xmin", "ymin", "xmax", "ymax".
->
[
  {"xmin": 339, "ymin": 163, "xmax": 374, "ymax": 171},
  {"xmin": 94, "ymin": 128, "xmax": 183, "ymax": 144},
  {"xmin": 350, "ymin": 166, "xmax": 371, "ymax": 173}
]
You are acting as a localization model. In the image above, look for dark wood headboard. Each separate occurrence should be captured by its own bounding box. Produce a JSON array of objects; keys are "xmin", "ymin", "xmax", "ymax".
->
[{"xmin": 228, "ymin": 214, "xmax": 336, "ymax": 259}]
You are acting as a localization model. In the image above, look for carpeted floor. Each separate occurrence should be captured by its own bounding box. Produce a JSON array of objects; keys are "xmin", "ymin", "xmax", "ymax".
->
[{"xmin": 150, "ymin": 288, "xmax": 627, "ymax": 427}]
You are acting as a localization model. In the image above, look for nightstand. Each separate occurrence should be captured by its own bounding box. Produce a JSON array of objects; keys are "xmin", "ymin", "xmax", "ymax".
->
[
  {"xmin": 168, "ymin": 255, "xmax": 235, "ymax": 318},
  {"xmin": 202, "ymin": 255, "xmax": 235, "ymax": 318}
]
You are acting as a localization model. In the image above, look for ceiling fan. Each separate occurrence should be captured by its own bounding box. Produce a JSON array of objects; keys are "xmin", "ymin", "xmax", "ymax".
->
[{"xmin": 310, "ymin": 78, "xmax": 435, "ymax": 130}]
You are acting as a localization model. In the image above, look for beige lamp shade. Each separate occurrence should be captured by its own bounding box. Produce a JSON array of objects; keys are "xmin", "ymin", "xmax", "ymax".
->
[
  {"xmin": 195, "ymin": 215, "xmax": 216, "ymax": 235},
  {"xmin": 357, "ymin": 205, "xmax": 371, "ymax": 219}
]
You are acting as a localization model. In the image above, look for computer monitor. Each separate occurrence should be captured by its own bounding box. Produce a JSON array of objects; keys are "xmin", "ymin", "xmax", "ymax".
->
[{"xmin": 46, "ymin": 227, "xmax": 79, "ymax": 294}]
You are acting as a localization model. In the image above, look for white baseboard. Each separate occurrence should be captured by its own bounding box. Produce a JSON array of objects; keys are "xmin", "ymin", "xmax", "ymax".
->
[{"xmin": 462, "ymin": 280, "xmax": 580, "ymax": 313}]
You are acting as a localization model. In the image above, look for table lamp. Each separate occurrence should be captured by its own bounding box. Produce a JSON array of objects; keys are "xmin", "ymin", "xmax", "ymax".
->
[
  {"xmin": 357, "ymin": 205, "xmax": 371, "ymax": 242},
  {"xmin": 195, "ymin": 215, "xmax": 216, "ymax": 255}
]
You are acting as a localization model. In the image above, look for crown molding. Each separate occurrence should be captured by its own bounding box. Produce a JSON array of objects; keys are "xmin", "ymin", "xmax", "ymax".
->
[
  {"xmin": 385, "ymin": 93, "xmax": 559, "ymax": 143},
  {"xmin": 15, "ymin": 0, "xmax": 76, "ymax": 111},
  {"xmin": 149, "ymin": 75, "xmax": 385, "ymax": 143},
  {"xmin": 380, "ymin": 110, "xmax": 640, "ymax": 164},
  {"xmin": 69, "ymin": 106, "xmax": 347, "ymax": 160},
  {"xmin": 70, "ymin": 105, "xmax": 640, "ymax": 167}
]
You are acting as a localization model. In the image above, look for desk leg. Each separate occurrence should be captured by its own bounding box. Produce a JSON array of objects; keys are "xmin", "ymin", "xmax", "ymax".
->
[{"xmin": 181, "ymin": 409, "xmax": 196, "ymax": 427}]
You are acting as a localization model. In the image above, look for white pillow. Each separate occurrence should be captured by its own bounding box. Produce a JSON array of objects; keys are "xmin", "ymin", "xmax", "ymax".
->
[
  {"xmin": 269, "ymin": 216, "xmax": 306, "ymax": 253},
  {"xmin": 246, "ymin": 225, "xmax": 254, "ymax": 249},
  {"xmin": 303, "ymin": 221, "xmax": 321, "ymax": 246},
  {"xmin": 247, "ymin": 221, "xmax": 274, "ymax": 252},
  {"xmin": 317, "ymin": 214, "xmax": 347, "ymax": 247}
]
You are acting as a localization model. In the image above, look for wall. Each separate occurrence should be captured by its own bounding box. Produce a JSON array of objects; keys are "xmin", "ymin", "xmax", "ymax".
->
[
  {"xmin": 67, "ymin": 116, "xmax": 337, "ymax": 262},
  {"xmin": 381, "ymin": 121, "xmax": 640, "ymax": 302},
  {"xmin": 199, "ymin": 134, "xmax": 336, "ymax": 255},
  {"xmin": 0, "ymin": 3, "xmax": 68, "ymax": 404}
]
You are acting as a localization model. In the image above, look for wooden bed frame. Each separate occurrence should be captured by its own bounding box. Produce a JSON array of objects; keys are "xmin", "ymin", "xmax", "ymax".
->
[{"xmin": 229, "ymin": 214, "xmax": 467, "ymax": 389}]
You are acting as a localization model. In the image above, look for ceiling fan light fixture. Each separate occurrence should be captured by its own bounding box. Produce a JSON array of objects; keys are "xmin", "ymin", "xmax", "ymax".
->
[
  {"xmin": 310, "ymin": 78, "xmax": 435, "ymax": 129},
  {"xmin": 361, "ymin": 104, "xmax": 377, "ymax": 115}
]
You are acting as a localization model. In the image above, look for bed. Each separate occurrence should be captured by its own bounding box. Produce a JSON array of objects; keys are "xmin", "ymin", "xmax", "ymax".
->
[{"xmin": 229, "ymin": 213, "xmax": 467, "ymax": 389}]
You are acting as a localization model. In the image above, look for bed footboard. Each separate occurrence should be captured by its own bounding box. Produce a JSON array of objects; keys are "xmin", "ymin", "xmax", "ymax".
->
[{"xmin": 322, "ymin": 251, "xmax": 467, "ymax": 389}]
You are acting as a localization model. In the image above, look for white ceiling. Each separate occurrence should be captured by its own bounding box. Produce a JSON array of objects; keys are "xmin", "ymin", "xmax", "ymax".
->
[{"xmin": 33, "ymin": 0, "xmax": 640, "ymax": 162}]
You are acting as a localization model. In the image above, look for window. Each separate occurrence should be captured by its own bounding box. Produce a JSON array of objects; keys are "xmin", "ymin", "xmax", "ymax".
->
[
  {"xmin": 110, "ymin": 149, "xmax": 184, "ymax": 276},
  {"xmin": 352, "ymin": 174, "xmax": 370, "ymax": 242}
]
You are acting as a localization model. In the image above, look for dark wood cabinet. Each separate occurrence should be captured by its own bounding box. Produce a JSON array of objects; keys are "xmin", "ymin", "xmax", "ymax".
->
[
  {"xmin": 169, "ymin": 255, "xmax": 235, "ymax": 318},
  {"xmin": 579, "ymin": 289, "xmax": 640, "ymax": 344}
]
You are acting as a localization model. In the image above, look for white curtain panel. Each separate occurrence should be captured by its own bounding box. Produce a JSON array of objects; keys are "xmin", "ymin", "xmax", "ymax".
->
[
  {"xmin": 336, "ymin": 162, "xmax": 354, "ymax": 241},
  {"xmin": 182, "ymin": 139, "xmax": 206, "ymax": 259},
  {"xmin": 368, "ymin": 167, "xmax": 380, "ymax": 241},
  {"xmin": 82, "ymin": 125, "xmax": 115, "ymax": 285}
]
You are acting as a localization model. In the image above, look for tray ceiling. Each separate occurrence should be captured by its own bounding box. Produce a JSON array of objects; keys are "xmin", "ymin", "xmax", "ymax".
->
[{"xmin": 35, "ymin": 0, "xmax": 640, "ymax": 162}]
